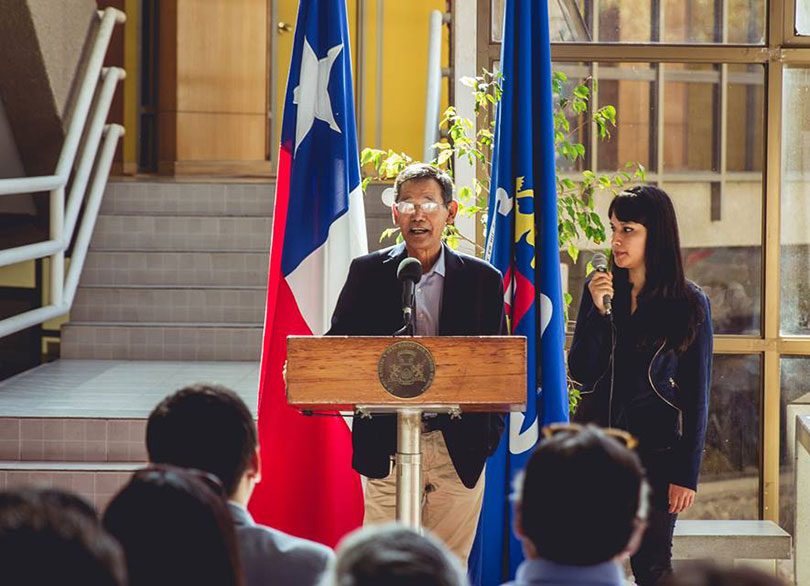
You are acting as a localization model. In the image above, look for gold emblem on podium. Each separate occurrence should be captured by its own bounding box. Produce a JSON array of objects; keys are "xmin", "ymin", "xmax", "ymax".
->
[{"xmin": 377, "ymin": 341, "xmax": 436, "ymax": 398}]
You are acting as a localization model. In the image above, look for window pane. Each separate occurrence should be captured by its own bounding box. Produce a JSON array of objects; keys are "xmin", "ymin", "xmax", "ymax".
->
[
  {"xmin": 681, "ymin": 355, "xmax": 761, "ymax": 520},
  {"xmin": 491, "ymin": 0, "xmax": 765, "ymax": 44},
  {"xmin": 781, "ymin": 68, "xmax": 810, "ymax": 335},
  {"xmin": 553, "ymin": 63, "xmax": 591, "ymax": 173},
  {"xmin": 664, "ymin": 64, "xmax": 718, "ymax": 173},
  {"xmin": 728, "ymin": 65, "xmax": 765, "ymax": 173},
  {"xmin": 728, "ymin": 0, "xmax": 767, "ymax": 44},
  {"xmin": 779, "ymin": 358, "xmax": 810, "ymax": 534},
  {"xmin": 799, "ymin": 0, "xmax": 810, "ymax": 36},
  {"xmin": 596, "ymin": 63, "xmax": 653, "ymax": 172}
]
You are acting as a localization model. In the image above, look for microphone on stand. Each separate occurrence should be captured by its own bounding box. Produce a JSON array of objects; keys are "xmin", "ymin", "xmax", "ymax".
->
[
  {"xmin": 591, "ymin": 252, "xmax": 613, "ymax": 317},
  {"xmin": 395, "ymin": 257, "xmax": 422, "ymax": 336}
]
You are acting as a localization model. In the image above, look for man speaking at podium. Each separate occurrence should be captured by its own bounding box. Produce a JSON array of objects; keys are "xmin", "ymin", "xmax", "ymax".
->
[{"xmin": 328, "ymin": 163, "xmax": 505, "ymax": 564}]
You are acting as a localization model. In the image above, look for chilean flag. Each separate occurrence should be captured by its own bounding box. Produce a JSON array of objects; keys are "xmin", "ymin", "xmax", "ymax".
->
[{"xmin": 248, "ymin": 0, "xmax": 367, "ymax": 547}]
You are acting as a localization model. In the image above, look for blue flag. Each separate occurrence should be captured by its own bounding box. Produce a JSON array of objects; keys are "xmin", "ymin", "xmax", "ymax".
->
[{"xmin": 468, "ymin": 1, "xmax": 569, "ymax": 583}]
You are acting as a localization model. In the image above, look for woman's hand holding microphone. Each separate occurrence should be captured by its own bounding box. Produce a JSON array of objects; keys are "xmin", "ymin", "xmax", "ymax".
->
[{"xmin": 588, "ymin": 267, "xmax": 614, "ymax": 316}]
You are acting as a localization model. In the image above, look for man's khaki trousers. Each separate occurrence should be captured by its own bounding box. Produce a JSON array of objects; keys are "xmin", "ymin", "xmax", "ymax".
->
[{"xmin": 363, "ymin": 430, "xmax": 485, "ymax": 567}]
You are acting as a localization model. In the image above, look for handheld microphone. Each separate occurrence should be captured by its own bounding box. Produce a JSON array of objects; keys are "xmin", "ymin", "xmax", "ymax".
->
[
  {"xmin": 397, "ymin": 257, "xmax": 422, "ymax": 333},
  {"xmin": 591, "ymin": 252, "xmax": 612, "ymax": 316}
]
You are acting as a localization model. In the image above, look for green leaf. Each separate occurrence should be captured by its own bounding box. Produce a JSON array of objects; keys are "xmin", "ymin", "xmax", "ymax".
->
[
  {"xmin": 573, "ymin": 85, "xmax": 590, "ymax": 99},
  {"xmin": 379, "ymin": 227, "xmax": 400, "ymax": 243},
  {"xmin": 567, "ymin": 243, "xmax": 580, "ymax": 263},
  {"xmin": 436, "ymin": 148, "xmax": 453, "ymax": 166}
]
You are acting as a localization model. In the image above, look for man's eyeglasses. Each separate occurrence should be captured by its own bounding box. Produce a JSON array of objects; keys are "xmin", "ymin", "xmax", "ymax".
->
[
  {"xmin": 394, "ymin": 201, "xmax": 445, "ymax": 215},
  {"xmin": 541, "ymin": 422, "xmax": 639, "ymax": 450}
]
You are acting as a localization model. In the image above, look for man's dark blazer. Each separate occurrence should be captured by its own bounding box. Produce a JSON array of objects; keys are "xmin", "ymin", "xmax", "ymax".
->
[{"xmin": 327, "ymin": 242, "xmax": 506, "ymax": 489}]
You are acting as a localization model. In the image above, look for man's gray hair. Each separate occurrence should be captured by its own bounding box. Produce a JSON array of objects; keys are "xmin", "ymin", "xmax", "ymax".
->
[
  {"xmin": 394, "ymin": 163, "xmax": 454, "ymax": 205},
  {"xmin": 319, "ymin": 523, "xmax": 467, "ymax": 586}
]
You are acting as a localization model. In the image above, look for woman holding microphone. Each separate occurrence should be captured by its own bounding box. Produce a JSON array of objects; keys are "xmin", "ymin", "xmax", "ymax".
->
[{"xmin": 568, "ymin": 185, "xmax": 714, "ymax": 586}]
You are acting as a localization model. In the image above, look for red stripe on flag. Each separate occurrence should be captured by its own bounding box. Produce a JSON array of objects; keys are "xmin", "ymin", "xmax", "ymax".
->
[
  {"xmin": 250, "ymin": 145, "xmax": 363, "ymax": 547},
  {"xmin": 257, "ymin": 145, "xmax": 293, "ymax": 408}
]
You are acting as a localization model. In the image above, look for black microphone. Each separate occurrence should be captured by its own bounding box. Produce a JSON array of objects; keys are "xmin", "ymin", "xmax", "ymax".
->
[
  {"xmin": 397, "ymin": 257, "xmax": 422, "ymax": 333},
  {"xmin": 591, "ymin": 252, "xmax": 612, "ymax": 316}
]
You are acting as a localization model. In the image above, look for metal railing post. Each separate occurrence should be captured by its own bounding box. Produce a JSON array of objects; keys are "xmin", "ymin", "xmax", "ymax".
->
[
  {"xmin": 50, "ymin": 187, "xmax": 65, "ymax": 307},
  {"xmin": 423, "ymin": 10, "xmax": 446, "ymax": 163},
  {"xmin": 64, "ymin": 125, "xmax": 124, "ymax": 304}
]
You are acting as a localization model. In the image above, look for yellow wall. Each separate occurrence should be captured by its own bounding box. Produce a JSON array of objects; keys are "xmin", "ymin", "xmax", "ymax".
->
[
  {"xmin": 0, "ymin": 261, "xmax": 35, "ymax": 288},
  {"xmin": 275, "ymin": 0, "xmax": 448, "ymax": 163}
]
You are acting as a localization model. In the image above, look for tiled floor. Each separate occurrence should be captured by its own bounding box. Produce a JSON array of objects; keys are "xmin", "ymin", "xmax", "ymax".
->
[{"xmin": 0, "ymin": 360, "xmax": 260, "ymax": 418}]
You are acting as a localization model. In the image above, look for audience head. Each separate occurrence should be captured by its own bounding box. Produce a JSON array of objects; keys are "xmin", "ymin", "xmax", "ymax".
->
[
  {"xmin": 146, "ymin": 383, "xmax": 258, "ymax": 500},
  {"xmin": 659, "ymin": 562, "xmax": 787, "ymax": 586},
  {"xmin": 514, "ymin": 423, "xmax": 648, "ymax": 566},
  {"xmin": 0, "ymin": 487, "xmax": 126, "ymax": 585},
  {"xmin": 323, "ymin": 523, "xmax": 466, "ymax": 586},
  {"xmin": 102, "ymin": 465, "xmax": 242, "ymax": 586}
]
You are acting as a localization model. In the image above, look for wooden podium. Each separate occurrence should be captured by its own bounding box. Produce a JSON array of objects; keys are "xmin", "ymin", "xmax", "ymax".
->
[{"xmin": 286, "ymin": 335, "xmax": 526, "ymax": 530}]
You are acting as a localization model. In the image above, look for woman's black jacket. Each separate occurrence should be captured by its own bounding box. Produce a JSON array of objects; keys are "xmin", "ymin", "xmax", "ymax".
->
[{"xmin": 568, "ymin": 280, "xmax": 713, "ymax": 491}]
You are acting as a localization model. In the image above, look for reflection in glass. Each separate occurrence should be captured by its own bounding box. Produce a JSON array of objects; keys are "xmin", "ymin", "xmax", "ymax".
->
[
  {"xmin": 491, "ymin": 0, "xmax": 765, "ymax": 44},
  {"xmin": 799, "ymin": 0, "xmax": 810, "ymax": 36},
  {"xmin": 728, "ymin": 0, "xmax": 767, "ymax": 43},
  {"xmin": 664, "ymin": 64, "xmax": 718, "ymax": 173},
  {"xmin": 596, "ymin": 63, "xmax": 653, "ymax": 172},
  {"xmin": 492, "ymin": 0, "xmax": 591, "ymax": 43},
  {"xmin": 727, "ymin": 65, "xmax": 764, "ymax": 173},
  {"xmin": 553, "ymin": 63, "xmax": 591, "ymax": 173},
  {"xmin": 662, "ymin": 0, "xmax": 716, "ymax": 43},
  {"xmin": 685, "ymin": 245, "xmax": 761, "ymax": 336},
  {"xmin": 680, "ymin": 355, "xmax": 760, "ymax": 521},
  {"xmin": 779, "ymin": 358, "xmax": 810, "ymax": 533},
  {"xmin": 780, "ymin": 68, "xmax": 810, "ymax": 336}
]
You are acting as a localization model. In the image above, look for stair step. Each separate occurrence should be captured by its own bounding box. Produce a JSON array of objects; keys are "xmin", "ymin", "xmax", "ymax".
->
[
  {"xmin": 71, "ymin": 287, "xmax": 265, "ymax": 324},
  {"xmin": 90, "ymin": 215, "xmax": 272, "ymax": 252},
  {"xmin": 0, "ymin": 416, "xmax": 147, "ymax": 463},
  {"xmin": 0, "ymin": 464, "xmax": 138, "ymax": 512},
  {"xmin": 61, "ymin": 324, "xmax": 262, "ymax": 361},
  {"xmin": 102, "ymin": 180, "xmax": 275, "ymax": 217},
  {"xmin": 0, "ymin": 461, "xmax": 142, "ymax": 471},
  {"xmin": 80, "ymin": 251, "xmax": 268, "ymax": 287}
]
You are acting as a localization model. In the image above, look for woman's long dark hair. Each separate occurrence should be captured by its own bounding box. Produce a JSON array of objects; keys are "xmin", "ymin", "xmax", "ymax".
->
[
  {"xmin": 608, "ymin": 185, "xmax": 702, "ymax": 353},
  {"xmin": 103, "ymin": 465, "xmax": 243, "ymax": 586}
]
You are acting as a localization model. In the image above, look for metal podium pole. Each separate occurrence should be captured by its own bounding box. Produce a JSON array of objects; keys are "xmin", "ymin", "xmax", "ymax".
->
[{"xmin": 396, "ymin": 408, "xmax": 423, "ymax": 530}]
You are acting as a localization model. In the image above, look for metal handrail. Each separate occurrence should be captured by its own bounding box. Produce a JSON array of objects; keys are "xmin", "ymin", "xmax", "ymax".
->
[
  {"xmin": 0, "ymin": 7, "xmax": 126, "ymax": 339},
  {"xmin": 796, "ymin": 414, "xmax": 810, "ymax": 585}
]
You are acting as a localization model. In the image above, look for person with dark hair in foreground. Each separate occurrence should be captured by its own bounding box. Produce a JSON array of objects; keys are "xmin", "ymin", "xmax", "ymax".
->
[
  {"xmin": 569, "ymin": 185, "xmax": 713, "ymax": 585},
  {"xmin": 0, "ymin": 487, "xmax": 126, "ymax": 586},
  {"xmin": 146, "ymin": 383, "xmax": 333, "ymax": 586},
  {"xmin": 321, "ymin": 523, "xmax": 467, "ymax": 586},
  {"xmin": 505, "ymin": 424, "xmax": 649, "ymax": 586},
  {"xmin": 102, "ymin": 464, "xmax": 243, "ymax": 586},
  {"xmin": 659, "ymin": 562, "xmax": 786, "ymax": 586}
]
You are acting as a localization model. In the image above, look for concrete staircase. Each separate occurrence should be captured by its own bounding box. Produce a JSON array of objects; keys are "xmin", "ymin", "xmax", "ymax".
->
[
  {"xmin": 1, "ymin": 177, "xmax": 392, "ymax": 509},
  {"xmin": 61, "ymin": 180, "xmax": 274, "ymax": 361},
  {"xmin": 0, "ymin": 413, "xmax": 146, "ymax": 512}
]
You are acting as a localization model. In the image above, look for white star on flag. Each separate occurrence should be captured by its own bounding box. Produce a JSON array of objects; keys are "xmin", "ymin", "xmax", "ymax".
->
[{"xmin": 292, "ymin": 40, "xmax": 343, "ymax": 154}]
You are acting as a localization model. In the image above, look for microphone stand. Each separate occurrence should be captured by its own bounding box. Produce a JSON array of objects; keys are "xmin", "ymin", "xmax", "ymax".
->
[
  {"xmin": 394, "ymin": 282, "xmax": 416, "ymax": 336},
  {"xmin": 394, "ymin": 306, "xmax": 415, "ymax": 336}
]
